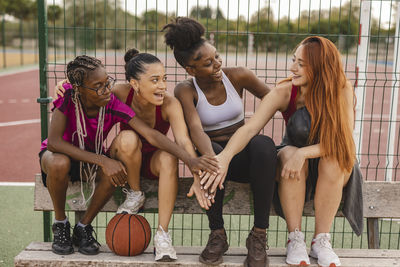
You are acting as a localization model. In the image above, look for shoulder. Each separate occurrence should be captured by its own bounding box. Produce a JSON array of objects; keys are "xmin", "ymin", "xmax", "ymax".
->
[
  {"xmin": 161, "ymin": 92, "xmax": 183, "ymax": 121},
  {"xmin": 223, "ymin": 66, "xmax": 253, "ymax": 82},
  {"xmin": 275, "ymin": 79, "xmax": 293, "ymax": 95},
  {"xmin": 343, "ymin": 80, "xmax": 354, "ymax": 103},
  {"xmin": 174, "ymin": 79, "xmax": 196, "ymax": 99},
  {"xmin": 112, "ymin": 82, "xmax": 131, "ymax": 102}
]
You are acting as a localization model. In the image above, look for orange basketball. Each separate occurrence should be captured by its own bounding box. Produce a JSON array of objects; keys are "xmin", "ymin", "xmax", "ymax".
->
[{"xmin": 105, "ymin": 213, "xmax": 151, "ymax": 256}]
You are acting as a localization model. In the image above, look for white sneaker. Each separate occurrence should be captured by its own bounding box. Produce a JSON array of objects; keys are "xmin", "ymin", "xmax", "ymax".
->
[
  {"xmin": 309, "ymin": 233, "xmax": 341, "ymax": 267},
  {"xmin": 153, "ymin": 226, "xmax": 177, "ymax": 261},
  {"xmin": 286, "ymin": 229, "xmax": 310, "ymax": 266},
  {"xmin": 116, "ymin": 188, "xmax": 145, "ymax": 214}
]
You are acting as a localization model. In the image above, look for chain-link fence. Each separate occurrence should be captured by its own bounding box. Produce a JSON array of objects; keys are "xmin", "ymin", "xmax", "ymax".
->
[{"xmin": 37, "ymin": 0, "xmax": 400, "ymax": 249}]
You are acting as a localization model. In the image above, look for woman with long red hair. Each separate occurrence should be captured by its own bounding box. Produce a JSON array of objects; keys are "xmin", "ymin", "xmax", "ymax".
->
[{"xmin": 202, "ymin": 36, "xmax": 363, "ymax": 267}]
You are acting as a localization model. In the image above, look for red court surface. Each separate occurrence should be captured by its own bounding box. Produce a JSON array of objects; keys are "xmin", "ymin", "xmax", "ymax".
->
[{"xmin": 0, "ymin": 69, "xmax": 41, "ymax": 182}]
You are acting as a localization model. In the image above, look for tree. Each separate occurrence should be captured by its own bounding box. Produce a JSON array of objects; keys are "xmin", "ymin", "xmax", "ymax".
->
[{"xmin": 47, "ymin": 4, "xmax": 62, "ymax": 23}]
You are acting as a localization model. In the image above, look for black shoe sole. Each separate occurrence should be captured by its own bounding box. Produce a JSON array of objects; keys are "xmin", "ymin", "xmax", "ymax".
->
[
  {"xmin": 51, "ymin": 248, "xmax": 74, "ymax": 255},
  {"xmin": 199, "ymin": 255, "xmax": 223, "ymax": 265}
]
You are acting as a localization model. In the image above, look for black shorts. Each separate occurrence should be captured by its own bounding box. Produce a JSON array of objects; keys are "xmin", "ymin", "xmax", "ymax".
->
[{"xmin": 38, "ymin": 149, "xmax": 81, "ymax": 187}]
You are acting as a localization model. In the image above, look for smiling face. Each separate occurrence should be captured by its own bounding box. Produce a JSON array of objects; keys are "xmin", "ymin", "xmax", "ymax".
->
[
  {"xmin": 186, "ymin": 42, "xmax": 223, "ymax": 82},
  {"xmin": 130, "ymin": 62, "xmax": 167, "ymax": 106},
  {"xmin": 79, "ymin": 67, "xmax": 112, "ymax": 107},
  {"xmin": 290, "ymin": 45, "xmax": 309, "ymax": 88}
]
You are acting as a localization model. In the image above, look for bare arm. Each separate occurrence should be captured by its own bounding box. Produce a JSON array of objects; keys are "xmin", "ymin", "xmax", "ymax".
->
[
  {"xmin": 47, "ymin": 109, "xmax": 128, "ymax": 186},
  {"xmin": 174, "ymin": 82, "xmax": 216, "ymax": 156},
  {"xmin": 164, "ymin": 94, "xmax": 214, "ymax": 209},
  {"xmin": 127, "ymin": 115, "xmax": 218, "ymax": 174},
  {"xmin": 205, "ymin": 83, "xmax": 290, "ymax": 193}
]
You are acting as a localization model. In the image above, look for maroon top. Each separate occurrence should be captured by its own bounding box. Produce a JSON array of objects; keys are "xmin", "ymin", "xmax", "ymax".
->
[
  {"xmin": 281, "ymin": 85, "xmax": 298, "ymax": 124},
  {"xmin": 120, "ymin": 88, "xmax": 170, "ymax": 154}
]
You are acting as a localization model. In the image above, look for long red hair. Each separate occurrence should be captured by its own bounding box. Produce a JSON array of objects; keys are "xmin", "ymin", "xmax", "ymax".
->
[{"xmin": 291, "ymin": 36, "xmax": 355, "ymax": 172}]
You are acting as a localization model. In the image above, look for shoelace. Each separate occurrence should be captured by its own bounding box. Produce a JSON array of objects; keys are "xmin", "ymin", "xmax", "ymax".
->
[
  {"xmin": 54, "ymin": 224, "xmax": 71, "ymax": 245},
  {"xmin": 208, "ymin": 231, "xmax": 226, "ymax": 247},
  {"xmin": 122, "ymin": 188, "xmax": 142, "ymax": 201},
  {"xmin": 157, "ymin": 226, "xmax": 172, "ymax": 247},
  {"xmin": 316, "ymin": 234, "xmax": 332, "ymax": 249},
  {"xmin": 250, "ymin": 230, "xmax": 268, "ymax": 253},
  {"xmin": 290, "ymin": 229, "xmax": 306, "ymax": 249},
  {"xmin": 81, "ymin": 225, "xmax": 101, "ymax": 247}
]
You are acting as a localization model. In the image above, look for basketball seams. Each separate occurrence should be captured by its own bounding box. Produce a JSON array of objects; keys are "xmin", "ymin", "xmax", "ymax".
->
[
  {"xmin": 111, "ymin": 214, "xmax": 126, "ymax": 254},
  {"xmin": 134, "ymin": 214, "xmax": 149, "ymax": 253},
  {"xmin": 106, "ymin": 214, "xmax": 151, "ymax": 256},
  {"xmin": 128, "ymin": 214, "xmax": 133, "ymax": 256}
]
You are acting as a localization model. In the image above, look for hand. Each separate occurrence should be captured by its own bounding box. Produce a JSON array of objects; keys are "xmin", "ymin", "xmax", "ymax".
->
[
  {"xmin": 187, "ymin": 155, "xmax": 219, "ymax": 175},
  {"xmin": 281, "ymin": 148, "xmax": 306, "ymax": 180},
  {"xmin": 187, "ymin": 174, "xmax": 212, "ymax": 210},
  {"xmin": 203, "ymin": 152, "xmax": 230, "ymax": 194},
  {"xmin": 54, "ymin": 79, "xmax": 68, "ymax": 98},
  {"xmin": 99, "ymin": 156, "xmax": 128, "ymax": 187}
]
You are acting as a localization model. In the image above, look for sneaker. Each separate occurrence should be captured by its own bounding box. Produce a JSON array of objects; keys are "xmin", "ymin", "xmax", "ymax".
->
[
  {"xmin": 199, "ymin": 228, "xmax": 229, "ymax": 265},
  {"xmin": 244, "ymin": 227, "xmax": 269, "ymax": 267},
  {"xmin": 286, "ymin": 229, "xmax": 310, "ymax": 266},
  {"xmin": 309, "ymin": 233, "xmax": 341, "ymax": 267},
  {"xmin": 153, "ymin": 226, "xmax": 177, "ymax": 261},
  {"xmin": 51, "ymin": 221, "xmax": 74, "ymax": 255},
  {"xmin": 72, "ymin": 224, "xmax": 101, "ymax": 255},
  {"xmin": 117, "ymin": 188, "xmax": 145, "ymax": 214}
]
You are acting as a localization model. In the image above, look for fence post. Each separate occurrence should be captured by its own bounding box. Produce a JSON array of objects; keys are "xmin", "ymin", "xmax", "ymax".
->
[
  {"xmin": 1, "ymin": 15, "xmax": 6, "ymax": 68},
  {"xmin": 37, "ymin": 0, "xmax": 52, "ymax": 242},
  {"xmin": 354, "ymin": 0, "xmax": 371, "ymax": 163},
  {"xmin": 386, "ymin": 3, "xmax": 400, "ymax": 182}
]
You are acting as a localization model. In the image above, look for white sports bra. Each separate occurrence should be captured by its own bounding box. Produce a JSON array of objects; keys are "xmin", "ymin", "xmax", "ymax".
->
[{"xmin": 193, "ymin": 71, "xmax": 244, "ymax": 132}]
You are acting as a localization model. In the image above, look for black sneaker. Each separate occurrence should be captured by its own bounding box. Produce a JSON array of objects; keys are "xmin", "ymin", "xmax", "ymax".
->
[
  {"xmin": 52, "ymin": 221, "xmax": 74, "ymax": 255},
  {"xmin": 72, "ymin": 224, "xmax": 101, "ymax": 255}
]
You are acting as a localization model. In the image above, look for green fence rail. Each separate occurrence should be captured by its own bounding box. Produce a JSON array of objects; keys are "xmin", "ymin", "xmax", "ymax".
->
[{"xmin": 37, "ymin": 0, "xmax": 400, "ymax": 249}]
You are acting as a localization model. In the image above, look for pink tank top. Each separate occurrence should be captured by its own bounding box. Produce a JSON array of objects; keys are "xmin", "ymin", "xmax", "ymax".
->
[{"xmin": 120, "ymin": 88, "xmax": 170, "ymax": 154}]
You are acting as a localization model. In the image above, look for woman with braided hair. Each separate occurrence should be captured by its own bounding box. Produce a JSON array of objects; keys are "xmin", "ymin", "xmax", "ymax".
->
[
  {"xmin": 42, "ymin": 55, "xmax": 218, "ymax": 257},
  {"xmin": 162, "ymin": 17, "xmax": 277, "ymax": 267}
]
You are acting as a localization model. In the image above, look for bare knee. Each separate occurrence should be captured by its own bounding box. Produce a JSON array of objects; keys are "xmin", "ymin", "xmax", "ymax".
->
[
  {"xmin": 46, "ymin": 154, "xmax": 71, "ymax": 181},
  {"xmin": 318, "ymin": 157, "xmax": 346, "ymax": 186},
  {"xmin": 114, "ymin": 130, "xmax": 141, "ymax": 157},
  {"xmin": 158, "ymin": 152, "xmax": 178, "ymax": 177}
]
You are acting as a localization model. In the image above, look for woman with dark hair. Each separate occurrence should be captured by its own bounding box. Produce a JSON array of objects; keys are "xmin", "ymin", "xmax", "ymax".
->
[
  {"xmin": 162, "ymin": 17, "xmax": 278, "ymax": 267},
  {"xmin": 54, "ymin": 51, "xmax": 218, "ymax": 261},
  {"xmin": 209, "ymin": 36, "xmax": 363, "ymax": 267}
]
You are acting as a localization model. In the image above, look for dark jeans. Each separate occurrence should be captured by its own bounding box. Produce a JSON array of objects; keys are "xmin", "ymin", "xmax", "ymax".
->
[{"xmin": 206, "ymin": 135, "xmax": 277, "ymax": 230}]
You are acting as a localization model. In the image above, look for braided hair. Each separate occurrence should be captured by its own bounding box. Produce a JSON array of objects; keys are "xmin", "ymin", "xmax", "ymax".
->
[
  {"xmin": 162, "ymin": 17, "xmax": 207, "ymax": 67},
  {"xmin": 66, "ymin": 55, "xmax": 103, "ymax": 87},
  {"xmin": 66, "ymin": 55, "xmax": 105, "ymax": 206},
  {"xmin": 124, "ymin": 48, "xmax": 161, "ymax": 81}
]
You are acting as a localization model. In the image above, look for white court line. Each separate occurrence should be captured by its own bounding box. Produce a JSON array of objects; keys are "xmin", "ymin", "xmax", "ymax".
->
[
  {"xmin": 0, "ymin": 119, "xmax": 40, "ymax": 127},
  {"xmin": 0, "ymin": 182, "xmax": 34, "ymax": 186},
  {"xmin": 21, "ymin": 98, "xmax": 31, "ymax": 103},
  {"xmin": 8, "ymin": 99, "xmax": 17, "ymax": 103}
]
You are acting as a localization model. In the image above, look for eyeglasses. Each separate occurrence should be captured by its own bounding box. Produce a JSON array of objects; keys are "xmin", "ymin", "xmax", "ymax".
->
[{"xmin": 81, "ymin": 76, "xmax": 116, "ymax": 95}]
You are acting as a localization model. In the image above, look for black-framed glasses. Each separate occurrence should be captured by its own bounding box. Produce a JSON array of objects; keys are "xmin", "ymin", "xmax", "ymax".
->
[{"xmin": 81, "ymin": 76, "xmax": 116, "ymax": 95}]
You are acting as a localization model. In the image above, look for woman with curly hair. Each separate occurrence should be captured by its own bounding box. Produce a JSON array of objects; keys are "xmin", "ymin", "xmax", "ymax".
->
[
  {"xmin": 211, "ymin": 36, "xmax": 363, "ymax": 267},
  {"xmin": 162, "ymin": 17, "xmax": 278, "ymax": 267}
]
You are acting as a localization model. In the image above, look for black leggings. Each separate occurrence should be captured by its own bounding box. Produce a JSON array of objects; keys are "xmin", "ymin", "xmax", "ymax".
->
[{"xmin": 206, "ymin": 135, "xmax": 277, "ymax": 230}]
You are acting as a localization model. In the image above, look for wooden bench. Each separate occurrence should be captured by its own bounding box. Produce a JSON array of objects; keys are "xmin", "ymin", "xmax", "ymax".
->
[{"xmin": 14, "ymin": 174, "xmax": 400, "ymax": 266}]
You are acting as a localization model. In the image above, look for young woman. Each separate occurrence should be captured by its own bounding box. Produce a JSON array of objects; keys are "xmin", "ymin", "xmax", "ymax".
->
[
  {"xmin": 162, "ymin": 17, "xmax": 278, "ymax": 267},
  {"xmin": 45, "ymin": 55, "xmax": 218, "ymax": 258},
  {"xmin": 210, "ymin": 36, "xmax": 363, "ymax": 267}
]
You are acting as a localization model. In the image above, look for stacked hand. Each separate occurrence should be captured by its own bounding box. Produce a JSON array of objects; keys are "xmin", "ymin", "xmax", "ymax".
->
[{"xmin": 187, "ymin": 152, "xmax": 231, "ymax": 209}]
